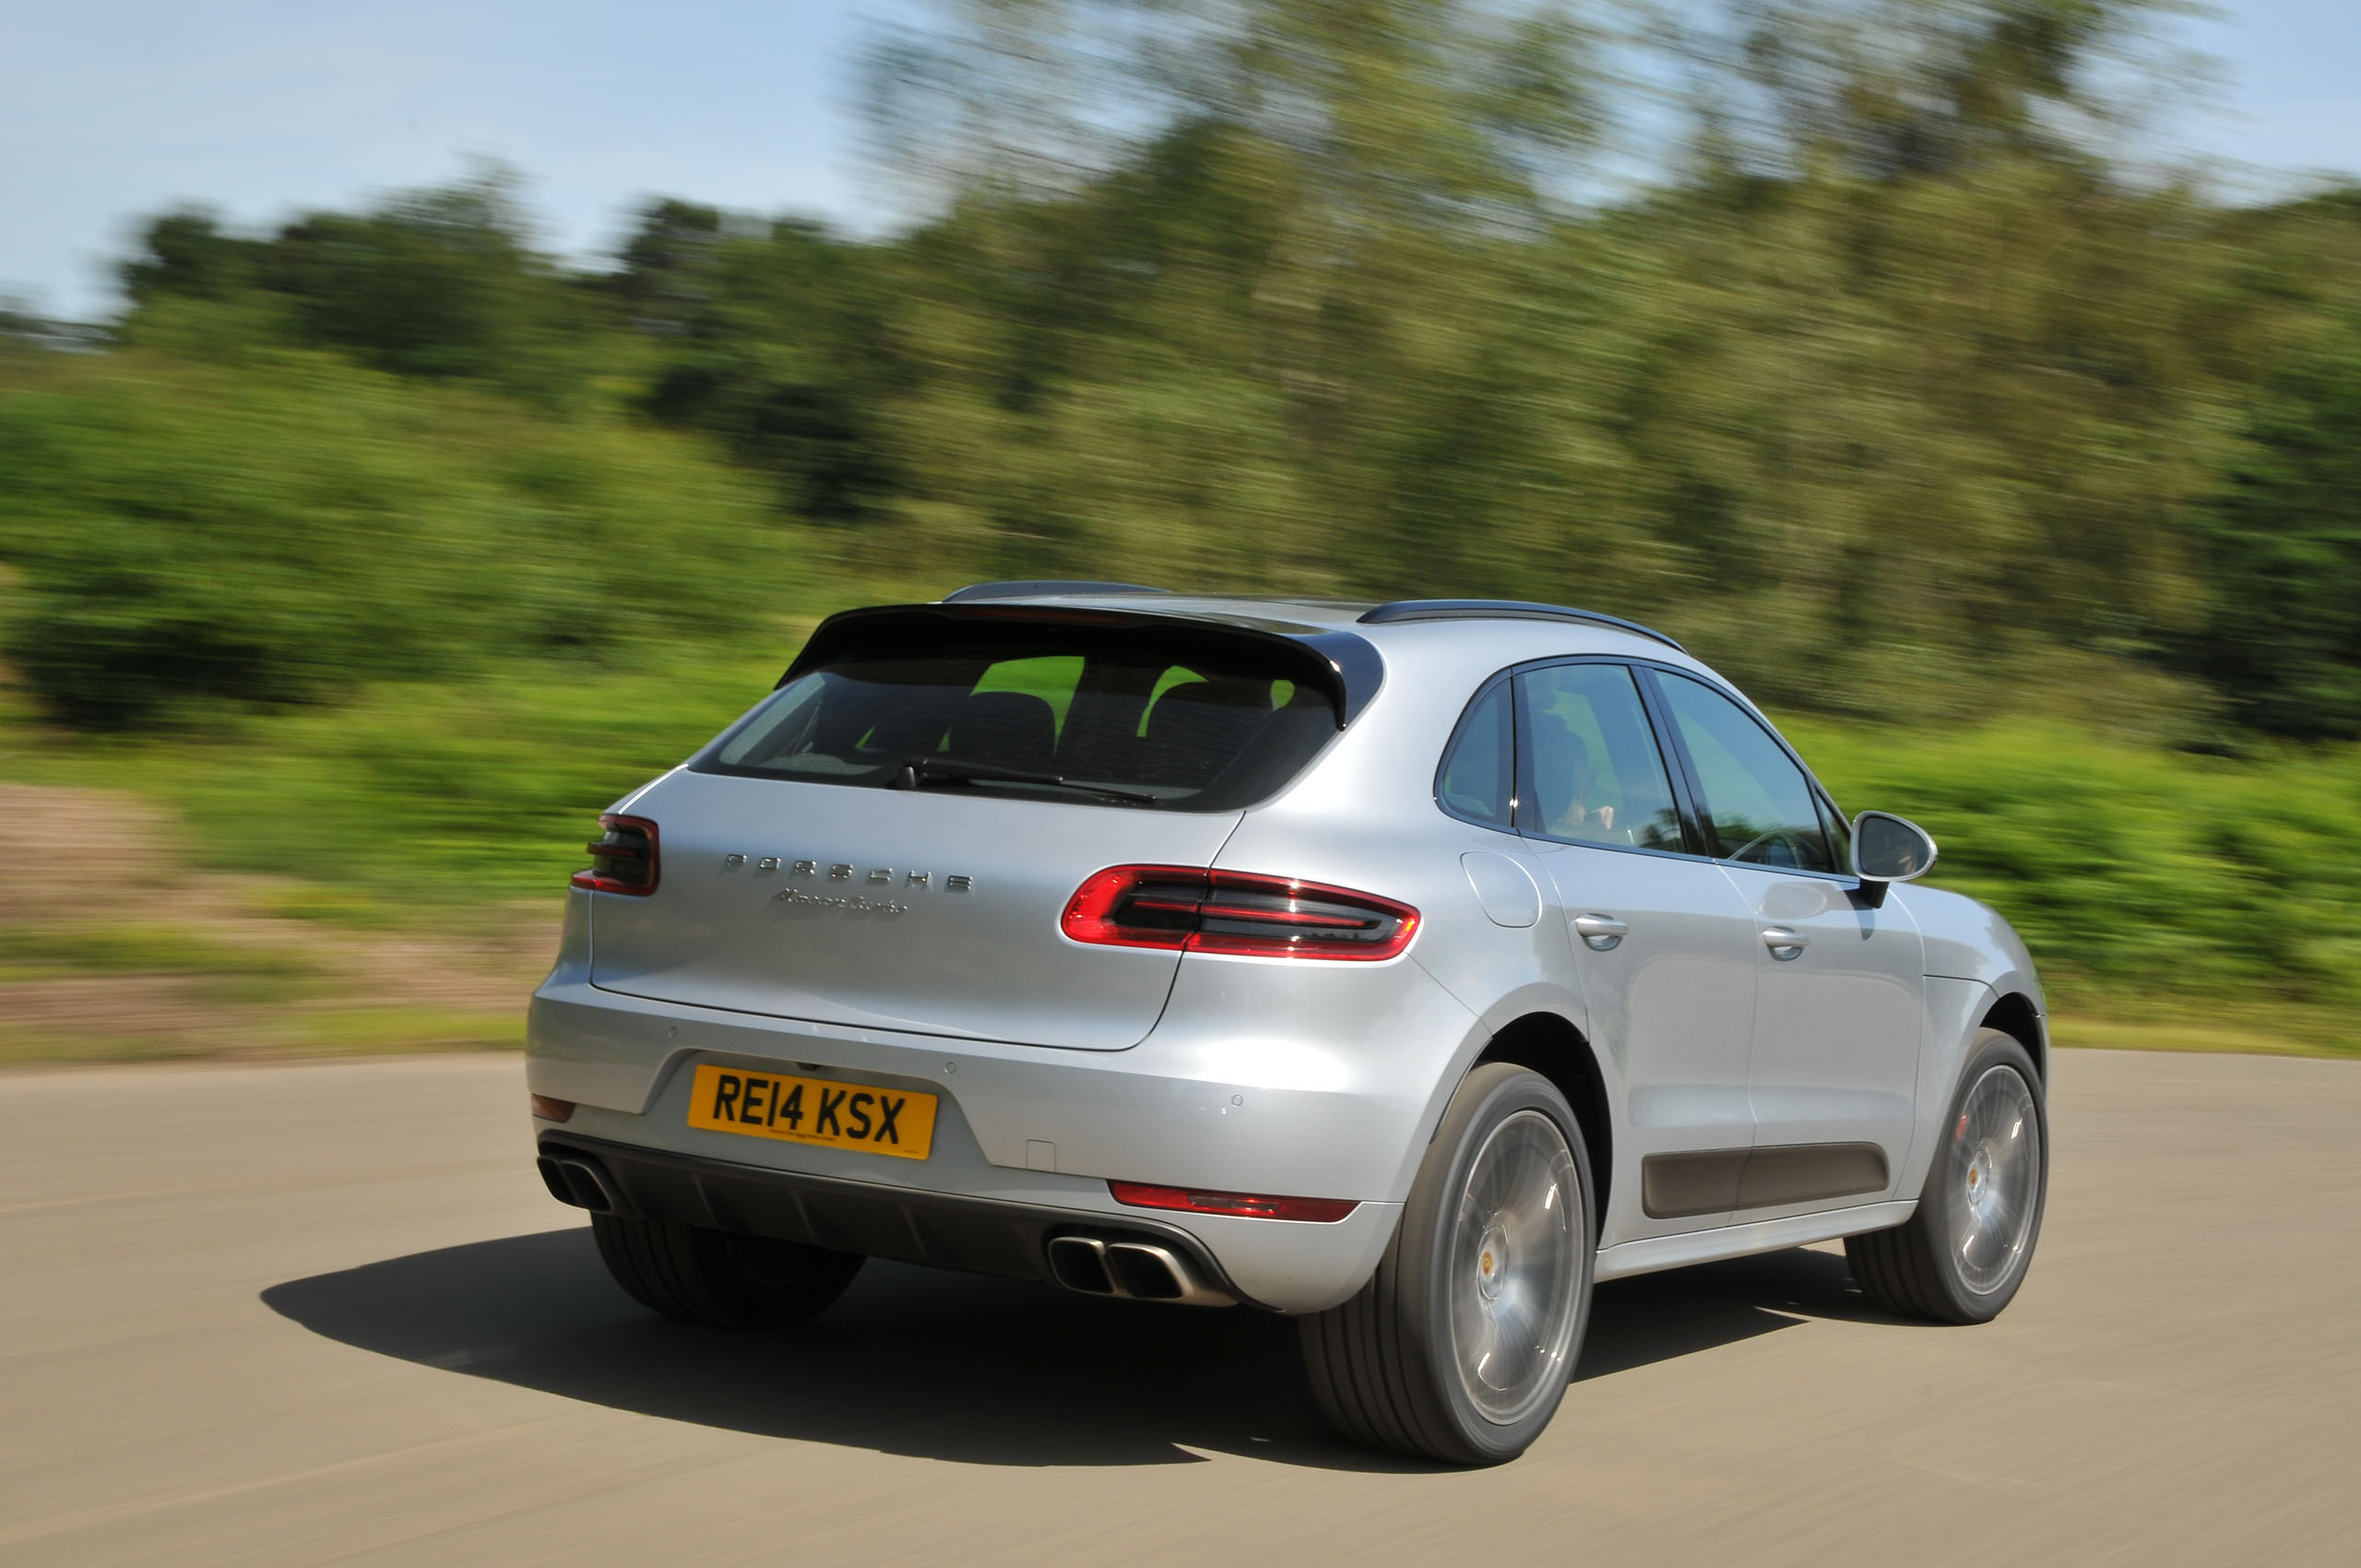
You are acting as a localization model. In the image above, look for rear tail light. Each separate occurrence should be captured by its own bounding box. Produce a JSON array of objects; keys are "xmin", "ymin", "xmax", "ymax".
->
[
  {"xmin": 1109, "ymin": 1181, "xmax": 1359, "ymax": 1223},
  {"xmin": 571, "ymin": 814, "xmax": 659, "ymax": 896},
  {"xmin": 1062, "ymin": 865, "xmax": 1418, "ymax": 960}
]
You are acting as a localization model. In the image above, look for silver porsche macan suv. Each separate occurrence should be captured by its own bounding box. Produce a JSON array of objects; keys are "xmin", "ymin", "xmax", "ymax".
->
[{"xmin": 528, "ymin": 583, "xmax": 2048, "ymax": 1464}]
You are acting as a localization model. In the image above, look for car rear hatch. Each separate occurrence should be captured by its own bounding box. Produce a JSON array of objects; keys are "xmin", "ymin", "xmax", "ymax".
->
[{"xmin": 585, "ymin": 602, "xmax": 1376, "ymax": 1051}]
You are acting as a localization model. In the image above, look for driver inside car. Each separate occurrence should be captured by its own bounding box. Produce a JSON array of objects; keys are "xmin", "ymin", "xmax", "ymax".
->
[{"xmin": 1534, "ymin": 724, "xmax": 1620, "ymax": 843}]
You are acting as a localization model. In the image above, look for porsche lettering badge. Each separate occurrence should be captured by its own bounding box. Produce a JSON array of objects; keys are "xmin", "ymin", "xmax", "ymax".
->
[{"xmin": 722, "ymin": 852, "xmax": 973, "ymax": 895}]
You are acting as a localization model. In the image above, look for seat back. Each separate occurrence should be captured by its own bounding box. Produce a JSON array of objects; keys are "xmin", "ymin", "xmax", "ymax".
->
[
  {"xmin": 947, "ymin": 690, "xmax": 1059, "ymax": 772},
  {"xmin": 1140, "ymin": 681, "xmax": 1275, "ymax": 789}
]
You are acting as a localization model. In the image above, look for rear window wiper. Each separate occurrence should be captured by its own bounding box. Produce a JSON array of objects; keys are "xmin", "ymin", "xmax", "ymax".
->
[{"xmin": 889, "ymin": 756, "xmax": 1159, "ymax": 805}]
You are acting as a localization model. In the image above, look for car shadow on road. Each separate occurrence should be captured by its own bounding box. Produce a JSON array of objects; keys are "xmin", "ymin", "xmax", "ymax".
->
[
  {"xmin": 1579, "ymin": 1244, "xmax": 1870, "ymax": 1380},
  {"xmin": 262, "ymin": 1227, "xmax": 1869, "ymax": 1470}
]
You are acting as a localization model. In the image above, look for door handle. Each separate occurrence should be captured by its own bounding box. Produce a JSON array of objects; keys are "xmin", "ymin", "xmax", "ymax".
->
[
  {"xmin": 1573, "ymin": 914, "xmax": 1628, "ymax": 951},
  {"xmin": 1762, "ymin": 925, "xmax": 1809, "ymax": 958}
]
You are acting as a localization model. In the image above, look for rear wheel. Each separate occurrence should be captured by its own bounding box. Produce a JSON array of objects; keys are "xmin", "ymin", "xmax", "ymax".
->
[
  {"xmin": 590, "ymin": 1211, "xmax": 863, "ymax": 1329},
  {"xmin": 1301, "ymin": 1063, "xmax": 1595, "ymax": 1465},
  {"xmin": 1846, "ymin": 1029, "xmax": 2047, "ymax": 1324}
]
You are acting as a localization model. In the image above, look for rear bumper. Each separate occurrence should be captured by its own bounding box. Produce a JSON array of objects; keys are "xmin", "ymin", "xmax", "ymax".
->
[{"xmin": 525, "ymin": 933, "xmax": 1478, "ymax": 1312}]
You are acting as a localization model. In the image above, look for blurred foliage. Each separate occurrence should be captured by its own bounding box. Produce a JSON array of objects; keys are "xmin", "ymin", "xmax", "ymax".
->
[
  {"xmin": 623, "ymin": 207, "xmax": 908, "ymax": 520},
  {"xmin": 0, "ymin": 346, "xmax": 778, "ymax": 726},
  {"xmin": 19, "ymin": 0, "xmax": 2355, "ymax": 740},
  {"xmin": 2178, "ymin": 289, "xmax": 2361, "ymax": 739},
  {"xmin": 0, "ymin": 920, "xmax": 324, "ymax": 1002},
  {"xmin": 119, "ymin": 169, "xmax": 594, "ymax": 400},
  {"xmin": 2, "ymin": 0, "xmax": 2360, "ymax": 1048},
  {"xmin": 104, "ymin": 652, "xmax": 800, "ymax": 904},
  {"xmin": 1795, "ymin": 719, "xmax": 2361, "ymax": 1028}
]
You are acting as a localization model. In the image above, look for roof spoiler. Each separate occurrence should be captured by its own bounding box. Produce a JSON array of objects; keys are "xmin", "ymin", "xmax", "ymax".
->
[{"xmin": 784, "ymin": 600, "xmax": 1386, "ymax": 725}]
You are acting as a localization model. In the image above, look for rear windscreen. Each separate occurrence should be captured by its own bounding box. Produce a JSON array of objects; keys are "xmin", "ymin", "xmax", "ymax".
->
[{"xmin": 694, "ymin": 619, "xmax": 1344, "ymax": 812}]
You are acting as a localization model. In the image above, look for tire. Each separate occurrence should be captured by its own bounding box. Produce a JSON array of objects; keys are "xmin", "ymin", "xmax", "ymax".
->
[
  {"xmin": 1846, "ymin": 1029, "xmax": 2047, "ymax": 1324},
  {"xmin": 590, "ymin": 1211, "xmax": 864, "ymax": 1330},
  {"xmin": 1300, "ymin": 1063, "xmax": 1596, "ymax": 1466}
]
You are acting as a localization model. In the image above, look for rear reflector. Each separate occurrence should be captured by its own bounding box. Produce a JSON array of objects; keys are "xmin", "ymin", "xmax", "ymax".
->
[
  {"xmin": 1109, "ymin": 1181, "xmax": 1359, "ymax": 1224},
  {"xmin": 571, "ymin": 814, "xmax": 659, "ymax": 896},
  {"xmin": 1062, "ymin": 866, "xmax": 1417, "ymax": 960},
  {"xmin": 529, "ymin": 1094, "xmax": 576, "ymax": 1123}
]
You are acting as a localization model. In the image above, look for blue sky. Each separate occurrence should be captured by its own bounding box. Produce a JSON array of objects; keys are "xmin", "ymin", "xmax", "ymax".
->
[{"xmin": 4, "ymin": 0, "xmax": 2356, "ymax": 321}]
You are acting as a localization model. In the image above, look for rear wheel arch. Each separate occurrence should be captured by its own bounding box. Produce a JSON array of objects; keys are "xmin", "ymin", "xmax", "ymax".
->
[
  {"xmin": 1475, "ymin": 1011, "xmax": 1614, "ymax": 1222},
  {"xmin": 1304, "ymin": 1062, "xmax": 1595, "ymax": 1462},
  {"xmin": 1979, "ymin": 991, "xmax": 2046, "ymax": 1082}
]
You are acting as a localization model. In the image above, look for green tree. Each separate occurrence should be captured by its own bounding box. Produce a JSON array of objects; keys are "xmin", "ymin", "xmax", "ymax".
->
[
  {"xmin": 263, "ymin": 170, "xmax": 585, "ymax": 394},
  {"xmin": 112, "ymin": 170, "xmax": 596, "ymax": 398},
  {"xmin": 119, "ymin": 208, "xmax": 259, "ymax": 303},
  {"xmin": 633, "ymin": 216, "xmax": 906, "ymax": 521},
  {"xmin": 2184, "ymin": 313, "xmax": 2361, "ymax": 738},
  {"xmin": 612, "ymin": 197, "xmax": 727, "ymax": 334}
]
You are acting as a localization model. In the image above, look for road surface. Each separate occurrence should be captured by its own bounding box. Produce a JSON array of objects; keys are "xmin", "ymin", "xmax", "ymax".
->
[{"xmin": 2, "ymin": 1048, "xmax": 2355, "ymax": 1566}]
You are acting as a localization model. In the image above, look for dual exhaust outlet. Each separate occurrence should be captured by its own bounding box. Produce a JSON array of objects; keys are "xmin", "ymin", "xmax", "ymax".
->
[{"xmin": 1046, "ymin": 1234, "xmax": 1234, "ymax": 1308}]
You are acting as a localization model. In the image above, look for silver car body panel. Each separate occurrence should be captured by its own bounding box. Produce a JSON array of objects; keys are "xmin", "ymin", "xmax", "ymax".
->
[
  {"xmin": 1723, "ymin": 861, "xmax": 1926, "ymax": 1199},
  {"xmin": 1525, "ymin": 839, "xmax": 1762, "ymax": 1244},
  {"xmin": 587, "ymin": 770, "xmax": 1240, "ymax": 1050},
  {"xmin": 528, "ymin": 591, "xmax": 2046, "ymax": 1313},
  {"xmin": 1906, "ymin": 882, "xmax": 2047, "ymax": 1005}
]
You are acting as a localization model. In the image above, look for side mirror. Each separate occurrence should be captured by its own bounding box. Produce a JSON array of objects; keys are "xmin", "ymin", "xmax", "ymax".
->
[{"xmin": 1851, "ymin": 811, "xmax": 1937, "ymax": 907}]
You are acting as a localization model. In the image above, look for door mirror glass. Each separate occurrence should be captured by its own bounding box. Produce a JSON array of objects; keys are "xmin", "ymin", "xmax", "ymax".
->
[{"xmin": 1852, "ymin": 811, "xmax": 1938, "ymax": 883}]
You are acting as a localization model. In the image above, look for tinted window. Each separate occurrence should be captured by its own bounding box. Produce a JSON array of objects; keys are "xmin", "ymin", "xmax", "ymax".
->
[
  {"xmin": 1437, "ymin": 681, "xmax": 1513, "ymax": 827},
  {"xmin": 700, "ymin": 626, "xmax": 1339, "ymax": 812},
  {"xmin": 1656, "ymin": 671, "xmax": 1834, "ymax": 871},
  {"xmin": 1516, "ymin": 664, "xmax": 1684, "ymax": 850}
]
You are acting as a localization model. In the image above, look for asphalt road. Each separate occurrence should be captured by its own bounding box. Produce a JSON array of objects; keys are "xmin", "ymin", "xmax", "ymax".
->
[{"xmin": 2, "ymin": 1049, "xmax": 2355, "ymax": 1567}]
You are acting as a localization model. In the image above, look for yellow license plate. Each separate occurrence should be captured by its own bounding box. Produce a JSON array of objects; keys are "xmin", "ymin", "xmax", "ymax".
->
[{"xmin": 685, "ymin": 1063, "xmax": 938, "ymax": 1160}]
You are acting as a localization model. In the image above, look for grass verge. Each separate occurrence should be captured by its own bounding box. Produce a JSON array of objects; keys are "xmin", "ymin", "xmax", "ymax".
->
[{"xmin": 0, "ymin": 1006, "xmax": 523, "ymax": 1068}]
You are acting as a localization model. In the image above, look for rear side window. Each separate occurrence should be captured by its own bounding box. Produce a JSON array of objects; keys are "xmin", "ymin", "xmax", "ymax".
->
[
  {"xmin": 1515, "ymin": 664, "xmax": 1685, "ymax": 851},
  {"xmin": 1437, "ymin": 681, "xmax": 1514, "ymax": 828},
  {"xmin": 697, "ymin": 622, "xmax": 1341, "ymax": 812}
]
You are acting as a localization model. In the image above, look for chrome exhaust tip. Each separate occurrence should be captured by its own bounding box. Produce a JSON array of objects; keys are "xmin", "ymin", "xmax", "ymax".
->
[
  {"xmin": 1046, "ymin": 1235, "xmax": 1233, "ymax": 1307},
  {"xmin": 1047, "ymin": 1235, "xmax": 1117, "ymax": 1294},
  {"xmin": 537, "ymin": 1156, "xmax": 618, "ymax": 1213}
]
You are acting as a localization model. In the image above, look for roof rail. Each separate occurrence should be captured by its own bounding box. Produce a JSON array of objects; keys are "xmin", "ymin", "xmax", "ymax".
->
[
  {"xmin": 942, "ymin": 580, "xmax": 1171, "ymax": 603},
  {"xmin": 1358, "ymin": 599, "xmax": 1685, "ymax": 652}
]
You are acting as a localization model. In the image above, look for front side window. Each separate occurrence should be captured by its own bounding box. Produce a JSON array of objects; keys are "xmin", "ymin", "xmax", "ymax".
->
[
  {"xmin": 1655, "ymin": 671, "xmax": 1835, "ymax": 872},
  {"xmin": 698, "ymin": 624, "xmax": 1340, "ymax": 812},
  {"xmin": 1515, "ymin": 663, "xmax": 1685, "ymax": 851}
]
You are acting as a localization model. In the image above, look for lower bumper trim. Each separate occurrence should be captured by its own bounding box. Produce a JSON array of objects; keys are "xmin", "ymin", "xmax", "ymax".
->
[{"xmin": 536, "ymin": 1132, "xmax": 1261, "ymax": 1307}]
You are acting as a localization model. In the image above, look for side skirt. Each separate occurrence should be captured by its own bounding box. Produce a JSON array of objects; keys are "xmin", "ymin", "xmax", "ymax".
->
[
  {"xmin": 1641, "ymin": 1143, "xmax": 1891, "ymax": 1219},
  {"xmin": 1593, "ymin": 1199, "xmax": 1916, "ymax": 1283}
]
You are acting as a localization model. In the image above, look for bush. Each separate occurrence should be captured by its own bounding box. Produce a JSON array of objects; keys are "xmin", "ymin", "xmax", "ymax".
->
[
  {"xmin": 1793, "ymin": 719, "xmax": 2361, "ymax": 1012},
  {"xmin": 120, "ymin": 176, "xmax": 593, "ymax": 403},
  {"xmin": 0, "ymin": 350, "xmax": 783, "ymax": 728}
]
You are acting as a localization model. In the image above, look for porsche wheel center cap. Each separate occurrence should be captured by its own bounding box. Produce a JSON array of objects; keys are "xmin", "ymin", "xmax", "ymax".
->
[{"xmin": 1477, "ymin": 1225, "xmax": 1511, "ymax": 1301}]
